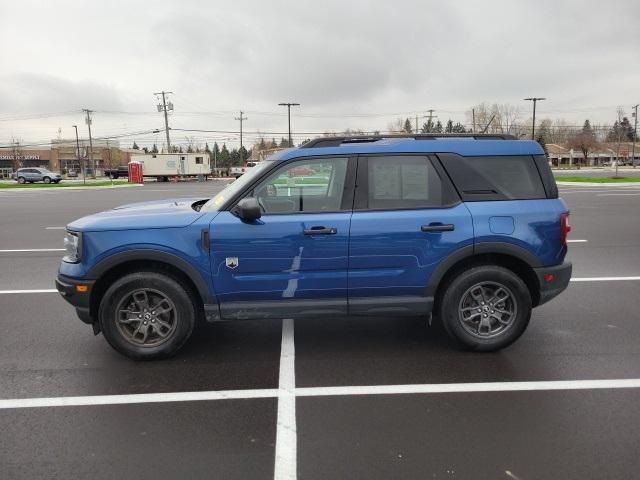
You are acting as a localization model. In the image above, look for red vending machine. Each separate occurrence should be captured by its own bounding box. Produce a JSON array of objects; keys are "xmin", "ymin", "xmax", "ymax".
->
[{"xmin": 128, "ymin": 162, "xmax": 143, "ymax": 184}]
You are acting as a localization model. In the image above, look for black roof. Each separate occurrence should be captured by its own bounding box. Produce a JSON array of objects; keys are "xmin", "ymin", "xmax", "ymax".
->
[{"xmin": 301, "ymin": 133, "xmax": 517, "ymax": 149}]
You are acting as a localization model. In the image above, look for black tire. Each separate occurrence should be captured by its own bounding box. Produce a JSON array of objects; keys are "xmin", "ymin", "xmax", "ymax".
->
[
  {"xmin": 438, "ymin": 265, "xmax": 532, "ymax": 352},
  {"xmin": 43, "ymin": 176, "xmax": 51, "ymax": 184},
  {"xmin": 98, "ymin": 272, "xmax": 196, "ymax": 360},
  {"xmin": 17, "ymin": 176, "xmax": 26, "ymax": 184}
]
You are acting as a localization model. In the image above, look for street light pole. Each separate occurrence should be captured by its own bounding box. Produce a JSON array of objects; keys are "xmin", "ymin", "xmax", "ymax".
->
[
  {"xmin": 524, "ymin": 97, "xmax": 546, "ymax": 140},
  {"xmin": 632, "ymin": 104, "xmax": 638, "ymax": 168},
  {"xmin": 278, "ymin": 102, "xmax": 300, "ymax": 147},
  {"xmin": 72, "ymin": 125, "xmax": 85, "ymax": 185}
]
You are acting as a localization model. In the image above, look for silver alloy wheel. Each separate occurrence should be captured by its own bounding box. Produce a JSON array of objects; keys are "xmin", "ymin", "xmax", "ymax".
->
[
  {"xmin": 115, "ymin": 288, "xmax": 177, "ymax": 347},
  {"xmin": 458, "ymin": 281, "xmax": 517, "ymax": 339}
]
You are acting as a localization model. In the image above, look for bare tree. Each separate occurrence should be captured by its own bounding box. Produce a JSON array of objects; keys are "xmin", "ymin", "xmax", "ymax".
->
[
  {"xmin": 466, "ymin": 103, "xmax": 522, "ymax": 135},
  {"xmin": 568, "ymin": 132, "xmax": 598, "ymax": 166}
]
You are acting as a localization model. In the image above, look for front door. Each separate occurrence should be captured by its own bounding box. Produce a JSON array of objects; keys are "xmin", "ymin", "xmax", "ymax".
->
[
  {"xmin": 209, "ymin": 156, "xmax": 355, "ymax": 319},
  {"xmin": 348, "ymin": 154, "xmax": 473, "ymax": 315}
]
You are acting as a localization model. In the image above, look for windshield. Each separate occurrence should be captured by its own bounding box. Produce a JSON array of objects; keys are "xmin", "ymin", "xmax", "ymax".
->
[{"xmin": 201, "ymin": 161, "xmax": 272, "ymax": 212}]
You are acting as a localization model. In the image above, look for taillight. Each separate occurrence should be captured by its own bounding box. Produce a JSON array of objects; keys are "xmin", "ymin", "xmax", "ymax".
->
[{"xmin": 560, "ymin": 212, "xmax": 571, "ymax": 246}]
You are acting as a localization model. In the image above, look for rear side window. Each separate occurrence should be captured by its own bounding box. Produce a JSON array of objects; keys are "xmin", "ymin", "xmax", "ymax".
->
[
  {"xmin": 360, "ymin": 155, "xmax": 455, "ymax": 210},
  {"xmin": 439, "ymin": 154, "xmax": 547, "ymax": 201}
]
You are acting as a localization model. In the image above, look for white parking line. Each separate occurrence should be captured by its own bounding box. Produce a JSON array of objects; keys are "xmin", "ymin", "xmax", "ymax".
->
[
  {"xmin": 44, "ymin": 226, "xmax": 66, "ymax": 230},
  {"xmin": 597, "ymin": 193, "xmax": 640, "ymax": 196},
  {"xmin": 0, "ymin": 289, "xmax": 57, "ymax": 294},
  {"xmin": 571, "ymin": 277, "xmax": 640, "ymax": 282},
  {"xmin": 2, "ymin": 378, "xmax": 639, "ymax": 410},
  {"xmin": 0, "ymin": 249, "xmax": 64, "ymax": 253},
  {"xmin": 274, "ymin": 318, "xmax": 297, "ymax": 480},
  {"xmin": 567, "ymin": 239, "xmax": 588, "ymax": 243},
  {"xmin": 0, "ymin": 388, "xmax": 279, "ymax": 409}
]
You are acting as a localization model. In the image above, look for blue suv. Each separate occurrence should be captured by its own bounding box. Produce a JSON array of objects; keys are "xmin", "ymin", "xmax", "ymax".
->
[{"xmin": 56, "ymin": 134, "xmax": 572, "ymax": 359}]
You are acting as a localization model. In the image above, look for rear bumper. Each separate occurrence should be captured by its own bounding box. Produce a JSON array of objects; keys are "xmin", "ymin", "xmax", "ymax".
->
[
  {"xmin": 55, "ymin": 274, "xmax": 95, "ymax": 325},
  {"xmin": 534, "ymin": 262, "xmax": 572, "ymax": 306}
]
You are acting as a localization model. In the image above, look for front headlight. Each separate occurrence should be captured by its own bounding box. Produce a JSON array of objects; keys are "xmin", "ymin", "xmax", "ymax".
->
[{"xmin": 63, "ymin": 231, "xmax": 82, "ymax": 263}]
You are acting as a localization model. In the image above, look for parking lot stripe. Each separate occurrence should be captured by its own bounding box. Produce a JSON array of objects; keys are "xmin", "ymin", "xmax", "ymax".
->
[
  {"xmin": 274, "ymin": 318, "xmax": 297, "ymax": 480},
  {"xmin": 0, "ymin": 248, "xmax": 64, "ymax": 253},
  {"xmin": 567, "ymin": 239, "xmax": 588, "ymax": 243},
  {"xmin": 44, "ymin": 226, "xmax": 66, "ymax": 230},
  {"xmin": 0, "ymin": 289, "xmax": 57, "ymax": 294},
  {"xmin": 0, "ymin": 388, "xmax": 279, "ymax": 409},
  {"xmin": 571, "ymin": 276, "xmax": 640, "ymax": 282},
  {"xmin": 2, "ymin": 378, "xmax": 639, "ymax": 411},
  {"xmin": 295, "ymin": 378, "xmax": 640, "ymax": 397}
]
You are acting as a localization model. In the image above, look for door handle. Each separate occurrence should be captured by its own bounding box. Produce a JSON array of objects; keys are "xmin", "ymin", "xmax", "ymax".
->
[
  {"xmin": 421, "ymin": 223, "xmax": 455, "ymax": 232},
  {"xmin": 304, "ymin": 226, "xmax": 337, "ymax": 235}
]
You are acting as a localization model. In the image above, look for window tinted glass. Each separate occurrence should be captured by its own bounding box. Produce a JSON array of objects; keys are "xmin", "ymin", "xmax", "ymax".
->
[
  {"xmin": 366, "ymin": 156, "xmax": 444, "ymax": 209},
  {"xmin": 440, "ymin": 154, "xmax": 546, "ymax": 201},
  {"xmin": 252, "ymin": 158, "xmax": 348, "ymax": 214}
]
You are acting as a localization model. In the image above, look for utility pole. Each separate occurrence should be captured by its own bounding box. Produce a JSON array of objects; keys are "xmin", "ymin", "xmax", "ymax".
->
[
  {"xmin": 154, "ymin": 91, "xmax": 173, "ymax": 152},
  {"xmin": 472, "ymin": 109, "xmax": 476, "ymax": 133},
  {"xmin": 524, "ymin": 97, "xmax": 546, "ymax": 140},
  {"xmin": 278, "ymin": 102, "xmax": 300, "ymax": 147},
  {"xmin": 425, "ymin": 109, "xmax": 437, "ymax": 133},
  {"xmin": 82, "ymin": 109, "xmax": 95, "ymax": 178},
  {"xmin": 72, "ymin": 125, "xmax": 85, "ymax": 185},
  {"xmin": 632, "ymin": 104, "xmax": 638, "ymax": 168},
  {"xmin": 235, "ymin": 111, "xmax": 248, "ymax": 164}
]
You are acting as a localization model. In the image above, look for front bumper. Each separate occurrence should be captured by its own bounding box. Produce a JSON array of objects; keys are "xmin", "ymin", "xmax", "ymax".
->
[
  {"xmin": 55, "ymin": 274, "xmax": 96, "ymax": 326},
  {"xmin": 534, "ymin": 261, "xmax": 572, "ymax": 306}
]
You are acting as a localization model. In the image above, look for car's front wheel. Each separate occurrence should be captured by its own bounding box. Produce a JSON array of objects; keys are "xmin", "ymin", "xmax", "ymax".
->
[
  {"xmin": 17, "ymin": 176, "xmax": 26, "ymax": 184},
  {"xmin": 439, "ymin": 265, "xmax": 532, "ymax": 351},
  {"xmin": 99, "ymin": 272, "xmax": 196, "ymax": 360},
  {"xmin": 43, "ymin": 176, "xmax": 51, "ymax": 184}
]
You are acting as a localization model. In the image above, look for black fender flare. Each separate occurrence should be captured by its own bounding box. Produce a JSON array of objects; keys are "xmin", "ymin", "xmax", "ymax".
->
[
  {"xmin": 425, "ymin": 242, "xmax": 541, "ymax": 297},
  {"xmin": 86, "ymin": 249, "xmax": 213, "ymax": 304}
]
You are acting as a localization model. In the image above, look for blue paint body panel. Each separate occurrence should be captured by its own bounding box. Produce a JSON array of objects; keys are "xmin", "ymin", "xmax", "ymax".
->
[{"xmin": 348, "ymin": 204, "xmax": 474, "ymax": 299}]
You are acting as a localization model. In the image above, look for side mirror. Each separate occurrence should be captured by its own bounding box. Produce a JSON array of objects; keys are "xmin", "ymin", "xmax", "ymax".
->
[{"xmin": 234, "ymin": 197, "xmax": 261, "ymax": 221}]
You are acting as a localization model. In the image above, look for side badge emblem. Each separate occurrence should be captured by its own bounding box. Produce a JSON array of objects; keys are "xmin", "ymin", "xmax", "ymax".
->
[{"xmin": 226, "ymin": 257, "xmax": 239, "ymax": 269}]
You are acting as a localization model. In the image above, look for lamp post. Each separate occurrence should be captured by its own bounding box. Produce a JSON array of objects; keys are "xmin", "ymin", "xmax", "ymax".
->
[
  {"xmin": 524, "ymin": 97, "xmax": 546, "ymax": 140},
  {"xmin": 278, "ymin": 102, "xmax": 300, "ymax": 147},
  {"xmin": 72, "ymin": 125, "xmax": 85, "ymax": 185}
]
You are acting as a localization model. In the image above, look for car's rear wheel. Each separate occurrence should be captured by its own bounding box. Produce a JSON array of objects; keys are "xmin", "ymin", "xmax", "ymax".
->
[
  {"xmin": 439, "ymin": 265, "xmax": 531, "ymax": 351},
  {"xmin": 17, "ymin": 176, "xmax": 25, "ymax": 184},
  {"xmin": 43, "ymin": 176, "xmax": 51, "ymax": 184},
  {"xmin": 99, "ymin": 272, "xmax": 195, "ymax": 360}
]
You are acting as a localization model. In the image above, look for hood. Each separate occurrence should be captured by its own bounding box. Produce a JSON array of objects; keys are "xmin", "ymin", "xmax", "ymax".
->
[{"xmin": 68, "ymin": 197, "xmax": 207, "ymax": 232}]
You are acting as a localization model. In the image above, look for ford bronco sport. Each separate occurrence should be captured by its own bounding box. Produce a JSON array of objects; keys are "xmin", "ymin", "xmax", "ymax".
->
[{"xmin": 56, "ymin": 134, "xmax": 572, "ymax": 359}]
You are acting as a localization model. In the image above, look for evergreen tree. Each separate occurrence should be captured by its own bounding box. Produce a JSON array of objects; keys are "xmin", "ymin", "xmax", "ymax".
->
[
  {"xmin": 132, "ymin": 141, "xmax": 140, "ymax": 150},
  {"xmin": 433, "ymin": 120, "xmax": 443, "ymax": 133},
  {"xmin": 445, "ymin": 120, "xmax": 454, "ymax": 133},
  {"xmin": 258, "ymin": 138, "xmax": 267, "ymax": 150},
  {"xmin": 151, "ymin": 144, "xmax": 158, "ymax": 153},
  {"xmin": 452, "ymin": 122, "xmax": 467, "ymax": 133},
  {"xmin": 186, "ymin": 145, "xmax": 194, "ymax": 153},
  {"xmin": 219, "ymin": 144, "xmax": 230, "ymax": 167},
  {"xmin": 239, "ymin": 146, "xmax": 249, "ymax": 162},
  {"xmin": 279, "ymin": 137, "xmax": 289, "ymax": 148},
  {"xmin": 142, "ymin": 147, "xmax": 149, "ymax": 153},
  {"xmin": 403, "ymin": 118, "xmax": 413, "ymax": 134}
]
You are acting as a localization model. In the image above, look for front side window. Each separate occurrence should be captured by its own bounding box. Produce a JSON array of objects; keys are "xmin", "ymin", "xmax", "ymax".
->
[
  {"xmin": 251, "ymin": 157, "xmax": 348, "ymax": 214},
  {"xmin": 365, "ymin": 156, "xmax": 445, "ymax": 209}
]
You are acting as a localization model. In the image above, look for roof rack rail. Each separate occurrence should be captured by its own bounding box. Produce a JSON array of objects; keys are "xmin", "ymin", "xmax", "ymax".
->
[{"xmin": 301, "ymin": 133, "xmax": 517, "ymax": 148}]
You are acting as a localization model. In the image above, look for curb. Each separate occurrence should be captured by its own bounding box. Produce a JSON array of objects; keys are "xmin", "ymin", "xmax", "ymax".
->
[
  {"xmin": 556, "ymin": 181, "xmax": 640, "ymax": 187},
  {"xmin": 0, "ymin": 184, "xmax": 143, "ymax": 192}
]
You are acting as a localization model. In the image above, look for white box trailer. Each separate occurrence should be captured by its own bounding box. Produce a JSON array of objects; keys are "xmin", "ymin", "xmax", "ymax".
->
[{"xmin": 130, "ymin": 153, "xmax": 211, "ymax": 181}]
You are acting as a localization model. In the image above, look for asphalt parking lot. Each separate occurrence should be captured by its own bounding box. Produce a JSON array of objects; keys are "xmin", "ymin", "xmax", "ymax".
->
[{"xmin": 1, "ymin": 180, "xmax": 639, "ymax": 479}]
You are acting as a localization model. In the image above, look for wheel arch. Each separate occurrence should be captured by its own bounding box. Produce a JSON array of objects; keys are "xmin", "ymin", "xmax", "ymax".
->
[
  {"xmin": 87, "ymin": 250, "xmax": 213, "ymax": 325},
  {"xmin": 428, "ymin": 243, "xmax": 542, "ymax": 310}
]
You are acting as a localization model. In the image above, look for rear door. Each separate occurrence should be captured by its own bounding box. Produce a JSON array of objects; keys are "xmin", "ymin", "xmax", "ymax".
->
[
  {"xmin": 348, "ymin": 154, "xmax": 473, "ymax": 315},
  {"xmin": 209, "ymin": 156, "xmax": 356, "ymax": 319}
]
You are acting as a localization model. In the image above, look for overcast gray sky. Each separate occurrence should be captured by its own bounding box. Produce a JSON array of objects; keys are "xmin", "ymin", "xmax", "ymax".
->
[{"xmin": 1, "ymin": 0, "xmax": 639, "ymax": 149}]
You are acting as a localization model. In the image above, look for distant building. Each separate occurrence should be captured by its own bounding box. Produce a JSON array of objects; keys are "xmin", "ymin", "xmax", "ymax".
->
[
  {"xmin": 0, "ymin": 139, "xmax": 136, "ymax": 178},
  {"xmin": 546, "ymin": 142, "xmax": 639, "ymax": 167}
]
